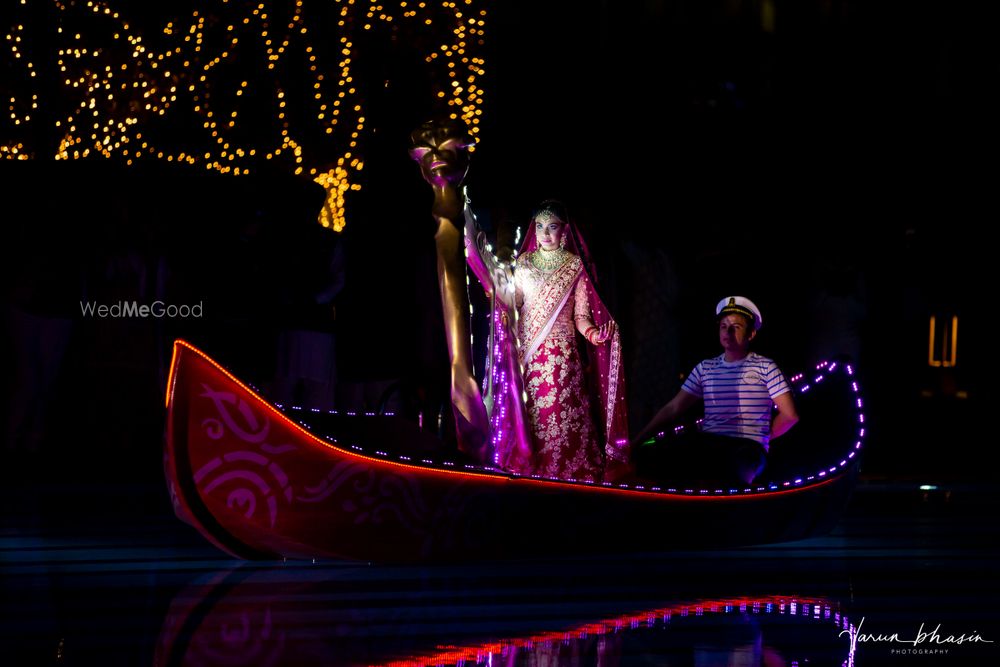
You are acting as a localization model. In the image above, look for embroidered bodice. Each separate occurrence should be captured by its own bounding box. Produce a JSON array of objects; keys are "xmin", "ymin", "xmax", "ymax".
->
[{"xmin": 516, "ymin": 253, "xmax": 589, "ymax": 344}]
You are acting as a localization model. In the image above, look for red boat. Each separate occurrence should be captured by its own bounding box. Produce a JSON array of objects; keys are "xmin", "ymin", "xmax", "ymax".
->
[{"xmin": 164, "ymin": 339, "xmax": 865, "ymax": 562}]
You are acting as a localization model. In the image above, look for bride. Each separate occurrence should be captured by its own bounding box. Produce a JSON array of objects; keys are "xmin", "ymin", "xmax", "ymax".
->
[{"xmin": 466, "ymin": 200, "xmax": 630, "ymax": 482}]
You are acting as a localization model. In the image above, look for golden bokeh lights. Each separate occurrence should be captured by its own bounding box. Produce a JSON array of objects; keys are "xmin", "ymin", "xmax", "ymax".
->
[{"xmin": 2, "ymin": 0, "xmax": 487, "ymax": 231}]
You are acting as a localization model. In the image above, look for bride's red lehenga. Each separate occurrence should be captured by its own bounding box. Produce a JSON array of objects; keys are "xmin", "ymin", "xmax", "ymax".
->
[
  {"xmin": 466, "ymin": 204, "xmax": 629, "ymax": 482},
  {"xmin": 518, "ymin": 251, "xmax": 603, "ymax": 480}
]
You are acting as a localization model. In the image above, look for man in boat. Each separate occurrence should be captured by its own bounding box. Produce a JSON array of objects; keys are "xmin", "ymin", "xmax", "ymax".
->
[{"xmin": 631, "ymin": 296, "xmax": 799, "ymax": 485}]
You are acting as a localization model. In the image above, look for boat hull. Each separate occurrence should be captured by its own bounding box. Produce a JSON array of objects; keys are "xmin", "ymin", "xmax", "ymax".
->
[{"xmin": 165, "ymin": 340, "xmax": 859, "ymax": 562}]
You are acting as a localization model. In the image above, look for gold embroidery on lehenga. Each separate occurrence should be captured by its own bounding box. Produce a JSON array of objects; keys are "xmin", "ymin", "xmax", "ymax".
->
[{"xmin": 516, "ymin": 254, "xmax": 603, "ymax": 482}]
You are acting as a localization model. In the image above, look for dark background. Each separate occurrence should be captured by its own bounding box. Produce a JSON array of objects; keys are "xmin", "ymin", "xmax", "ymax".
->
[{"xmin": 2, "ymin": 0, "xmax": 996, "ymax": 482}]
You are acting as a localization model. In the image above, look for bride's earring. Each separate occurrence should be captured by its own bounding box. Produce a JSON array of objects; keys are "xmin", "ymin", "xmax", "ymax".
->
[{"xmin": 559, "ymin": 234, "xmax": 566, "ymax": 250}]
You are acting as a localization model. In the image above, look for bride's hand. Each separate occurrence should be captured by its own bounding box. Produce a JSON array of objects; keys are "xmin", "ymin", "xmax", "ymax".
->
[{"xmin": 594, "ymin": 321, "xmax": 617, "ymax": 345}]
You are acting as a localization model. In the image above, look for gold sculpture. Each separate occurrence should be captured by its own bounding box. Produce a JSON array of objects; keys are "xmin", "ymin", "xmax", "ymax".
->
[{"xmin": 410, "ymin": 118, "xmax": 490, "ymax": 462}]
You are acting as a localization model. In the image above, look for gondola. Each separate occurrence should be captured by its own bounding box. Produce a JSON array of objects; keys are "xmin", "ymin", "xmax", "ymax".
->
[{"xmin": 164, "ymin": 339, "xmax": 866, "ymax": 562}]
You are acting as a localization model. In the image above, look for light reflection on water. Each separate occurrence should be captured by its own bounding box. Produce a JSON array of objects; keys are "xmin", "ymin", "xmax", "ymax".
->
[{"xmin": 155, "ymin": 568, "xmax": 854, "ymax": 667}]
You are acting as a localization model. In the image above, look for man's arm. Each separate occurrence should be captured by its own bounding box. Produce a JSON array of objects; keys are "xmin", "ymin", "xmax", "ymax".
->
[
  {"xmin": 770, "ymin": 392, "xmax": 799, "ymax": 439},
  {"xmin": 631, "ymin": 389, "xmax": 700, "ymax": 446}
]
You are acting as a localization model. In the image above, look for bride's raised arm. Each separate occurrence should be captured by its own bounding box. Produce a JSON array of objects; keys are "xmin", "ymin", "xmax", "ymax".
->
[{"xmin": 463, "ymin": 202, "xmax": 518, "ymax": 310}]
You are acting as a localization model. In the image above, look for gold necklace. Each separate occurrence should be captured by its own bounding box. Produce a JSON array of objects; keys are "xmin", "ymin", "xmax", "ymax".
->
[{"xmin": 531, "ymin": 248, "xmax": 569, "ymax": 272}]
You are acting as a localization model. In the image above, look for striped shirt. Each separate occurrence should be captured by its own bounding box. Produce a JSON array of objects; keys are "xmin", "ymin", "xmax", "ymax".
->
[{"xmin": 681, "ymin": 352, "xmax": 790, "ymax": 449}]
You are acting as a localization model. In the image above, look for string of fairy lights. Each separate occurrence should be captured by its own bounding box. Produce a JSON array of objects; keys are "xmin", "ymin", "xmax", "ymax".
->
[{"xmin": 2, "ymin": 0, "xmax": 487, "ymax": 231}]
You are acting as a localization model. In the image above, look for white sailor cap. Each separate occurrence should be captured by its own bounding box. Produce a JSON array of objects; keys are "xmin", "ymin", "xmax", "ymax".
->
[{"xmin": 716, "ymin": 296, "xmax": 762, "ymax": 331}]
